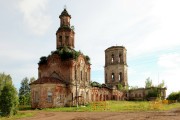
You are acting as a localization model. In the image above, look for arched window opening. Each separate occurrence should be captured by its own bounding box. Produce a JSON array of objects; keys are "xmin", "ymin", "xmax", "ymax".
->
[
  {"xmin": 65, "ymin": 36, "xmax": 69, "ymax": 45},
  {"xmin": 47, "ymin": 91, "xmax": 52, "ymax": 103},
  {"xmin": 112, "ymin": 73, "xmax": 115, "ymax": 81},
  {"xmin": 86, "ymin": 72, "xmax": 88, "ymax": 81},
  {"xmin": 63, "ymin": 18, "xmax": 65, "ymax": 25},
  {"xmin": 105, "ymin": 73, "xmax": 107, "ymax": 83},
  {"xmin": 119, "ymin": 54, "xmax": 121, "ymax": 63},
  {"xmin": 81, "ymin": 71, "xmax": 82, "ymax": 81},
  {"xmin": 34, "ymin": 91, "xmax": 39, "ymax": 103},
  {"xmin": 119, "ymin": 72, "xmax": 122, "ymax": 82},
  {"xmin": 111, "ymin": 54, "xmax": 114, "ymax": 63},
  {"xmin": 59, "ymin": 36, "xmax": 62, "ymax": 45},
  {"xmin": 74, "ymin": 66, "xmax": 77, "ymax": 80}
]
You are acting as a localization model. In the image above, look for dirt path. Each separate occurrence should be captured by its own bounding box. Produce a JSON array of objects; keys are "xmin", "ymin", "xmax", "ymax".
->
[{"xmin": 19, "ymin": 109, "xmax": 180, "ymax": 120}]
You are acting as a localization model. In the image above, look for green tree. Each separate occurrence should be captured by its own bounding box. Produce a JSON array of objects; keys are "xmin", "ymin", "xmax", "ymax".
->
[
  {"xmin": 117, "ymin": 83, "xmax": 129, "ymax": 91},
  {"xmin": 90, "ymin": 81, "xmax": 102, "ymax": 87},
  {"xmin": 117, "ymin": 83, "xmax": 123, "ymax": 90},
  {"xmin": 19, "ymin": 77, "xmax": 31, "ymax": 105},
  {"xmin": 0, "ymin": 72, "xmax": 12, "ymax": 94},
  {"xmin": 145, "ymin": 77, "xmax": 153, "ymax": 88},
  {"xmin": 129, "ymin": 86, "xmax": 138, "ymax": 90},
  {"xmin": 167, "ymin": 91, "xmax": 180, "ymax": 101},
  {"xmin": 0, "ymin": 84, "xmax": 18, "ymax": 116},
  {"xmin": 30, "ymin": 77, "xmax": 36, "ymax": 83},
  {"xmin": 146, "ymin": 87, "xmax": 158, "ymax": 99},
  {"xmin": 158, "ymin": 80, "xmax": 165, "ymax": 88}
]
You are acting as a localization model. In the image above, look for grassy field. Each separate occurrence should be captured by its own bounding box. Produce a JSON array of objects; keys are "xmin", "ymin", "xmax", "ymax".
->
[
  {"xmin": 0, "ymin": 101, "xmax": 180, "ymax": 120},
  {"xmin": 0, "ymin": 112, "xmax": 34, "ymax": 120},
  {"xmin": 44, "ymin": 101, "xmax": 180, "ymax": 112}
]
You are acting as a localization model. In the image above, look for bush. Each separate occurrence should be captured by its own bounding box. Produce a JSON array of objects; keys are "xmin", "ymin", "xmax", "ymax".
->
[
  {"xmin": 0, "ymin": 84, "xmax": 19, "ymax": 116},
  {"xmin": 146, "ymin": 88, "xmax": 158, "ymax": 100},
  {"xmin": 90, "ymin": 81, "xmax": 102, "ymax": 87},
  {"xmin": 38, "ymin": 47, "xmax": 91, "ymax": 64},
  {"xmin": 38, "ymin": 56, "xmax": 47, "ymax": 65},
  {"xmin": 85, "ymin": 55, "xmax": 90, "ymax": 63},
  {"xmin": 167, "ymin": 91, "xmax": 180, "ymax": 102}
]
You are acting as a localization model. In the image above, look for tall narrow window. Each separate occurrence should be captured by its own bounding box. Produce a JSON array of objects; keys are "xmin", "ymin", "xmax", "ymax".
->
[
  {"xmin": 105, "ymin": 73, "xmax": 107, "ymax": 83},
  {"xmin": 81, "ymin": 71, "xmax": 82, "ymax": 81},
  {"xmin": 118, "ymin": 54, "xmax": 121, "ymax": 63},
  {"xmin": 112, "ymin": 73, "xmax": 115, "ymax": 81},
  {"xmin": 74, "ymin": 66, "xmax": 77, "ymax": 80},
  {"xmin": 86, "ymin": 72, "xmax": 88, "ymax": 81},
  {"xmin": 119, "ymin": 72, "xmax": 122, "ymax": 82},
  {"xmin": 65, "ymin": 36, "xmax": 69, "ymax": 45},
  {"xmin": 35, "ymin": 91, "xmax": 39, "ymax": 103},
  {"xmin": 59, "ymin": 36, "xmax": 62, "ymax": 45},
  {"xmin": 111, "ymin": 54, "xmax": 114, "ymax": 63},
  {"xmin": 47, "ymin": 91, "xmax": 52, "ymax": 103}
]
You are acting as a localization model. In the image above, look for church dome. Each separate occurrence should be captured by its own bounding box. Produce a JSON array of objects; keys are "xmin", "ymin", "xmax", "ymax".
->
[{"xmin": 59, "ymin": 8, "xmax": 71, "ymax": 18}]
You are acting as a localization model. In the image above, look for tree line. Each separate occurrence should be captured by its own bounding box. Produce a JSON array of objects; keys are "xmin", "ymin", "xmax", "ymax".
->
[{"xmin": 0, "ymin": 72, "xmax": 35, "ymax": 117}]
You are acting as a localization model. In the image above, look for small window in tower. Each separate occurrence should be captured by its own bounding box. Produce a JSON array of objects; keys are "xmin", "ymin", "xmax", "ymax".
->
[
  {"xmin": 65, "ymin": 36, "xmax": 69, "ymax": 45},
  {"xmin": 119, "ymin": 54, "xmax": 121, "ymax": 63},
  {"xmin": 105, "ymin": 73, "xmax": 107, "ymax": 83},
  {"xmin": 63, "ymin": 18, "xmax": 65, "ymax": 25},
  {"xmin": 86, "ymin": 72, "xmax": 88, "ymax": 81},
  {"xmin": 119, "ymin": 72, "xmax": 122, "ymax": 82},
  {"xmin": 111, "ymin": 54, "xmax": 114, "ymax": 63},
  {"xmin": 59, "ymin": 36, "xmax": 62, "ymax": 45},
  {"xmin": 75, "ymin": 66, "xmax": 77, "ymax": 80},
  {"xmin": 112, "ymin": 73, "xmax": 115, "ymax": 81},
  {"xmin": 81, "ymin": 71, "xmax": 82, "ymax": 81}
]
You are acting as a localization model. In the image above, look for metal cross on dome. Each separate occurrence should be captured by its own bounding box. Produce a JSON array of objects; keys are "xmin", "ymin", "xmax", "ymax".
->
[{"xmin": 64, "ymin": 5, "xmax": 67, "ymax": 9}]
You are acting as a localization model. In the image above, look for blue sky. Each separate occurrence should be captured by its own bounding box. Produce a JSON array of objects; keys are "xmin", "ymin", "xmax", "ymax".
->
[{"xmin": 0, "ymin": 0, "xmax": 180, "ymax": 96}]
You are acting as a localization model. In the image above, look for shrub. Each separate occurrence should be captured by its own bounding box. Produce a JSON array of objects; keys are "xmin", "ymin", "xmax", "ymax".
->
[
  {"xmin": 90, "ymin": 81, "xmax": 102, "ymax": 87},
  {"xmin": 167, "ymin": 91, "xmax": 180, "ymax": 102},
  {"xmin": 146, "ymin": 88, "xmax": 158, "ymax": 100},
  {"xmin": 38, "ymin": 56, "xmax": 47, "ymax": 65},
  {"xmin": 0, "ymin": 84, "xmax": 19, "ymax": 116}
]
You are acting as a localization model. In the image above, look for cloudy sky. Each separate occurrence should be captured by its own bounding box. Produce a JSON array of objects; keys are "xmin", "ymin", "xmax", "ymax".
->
[{"xmin": 0, "ymin": 0, "xmax": 180, "ymax": 96}]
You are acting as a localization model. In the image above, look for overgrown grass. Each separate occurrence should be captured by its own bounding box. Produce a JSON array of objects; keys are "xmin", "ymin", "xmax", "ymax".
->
[
  {"xmin": 1, "ymin": 101, "xmax": 180, "ymax": 120},
  {"xmin": 161, "ymin": 103, "xmax": 180, "ymax": 110},
  {"xmin": 0, "ymin": 112, "xmax": 34, "ymax": 120},
  {"xmin": 19, "ymin": 105, "xmax": 32, "ymax": 110},
  {"xmin": 109, "ymin": 101, "xmax": 150, "ymax": 111},
  {"xmin": 44, "ymin": 104, "xmax": 93, "ymax": 112},
  {"xmin": 44, "ymin": 101, "xmax": 180, "ymax": 112}
]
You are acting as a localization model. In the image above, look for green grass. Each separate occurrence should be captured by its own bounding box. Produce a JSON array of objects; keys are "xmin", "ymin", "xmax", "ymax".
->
[
  {"xmin": 44, "ymin": 101, "xmax": 180, "ymax": 112},
  {"xmin": 0, "ymin": 112, "xmax": 34, "ymax": 120},
  {"xmin": 1, "ymin": 101, "xmax": 180, "ymax": 120},
  {"xmin": 109, "ymin": 101, "xmax": 150, "ymax": 111},
  {"xmin": 161, "ymin": 102, "xmax": 180, "ymax": 110},
  {"xmin": 44, "ymin": 104, "xmax": 93, "ymax": 112}
]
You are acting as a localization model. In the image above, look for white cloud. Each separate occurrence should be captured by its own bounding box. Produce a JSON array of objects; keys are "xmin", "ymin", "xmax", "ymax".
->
[
  {"xmin": 126, "ymin": 0, "xmax": 180, "ymax": 58},
  {"xmin": 158, "ymin": 53, "xmax": 180, "ymax": 68},
  {"xmin": 158, "ymin": 53, "xmax": 180, "ymax": 95},
  {"xmin": 18, "ymin": 0, "xmax": 52, "ymax": 35}
]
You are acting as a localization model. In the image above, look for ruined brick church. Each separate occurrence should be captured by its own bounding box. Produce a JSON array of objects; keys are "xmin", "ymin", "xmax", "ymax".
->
[{"xmin": 30, "ymin": 9, "xmax": 166, "ymax": 108}]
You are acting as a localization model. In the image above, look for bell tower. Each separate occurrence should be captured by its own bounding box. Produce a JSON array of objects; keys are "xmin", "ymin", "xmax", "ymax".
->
[
  {"xmin": 56, "ymin": 9, "xmax": 75, "ymax": 49},
  {"xmin": 104, "ymin": 46, "xmax": 128, "ymax": 87}
]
